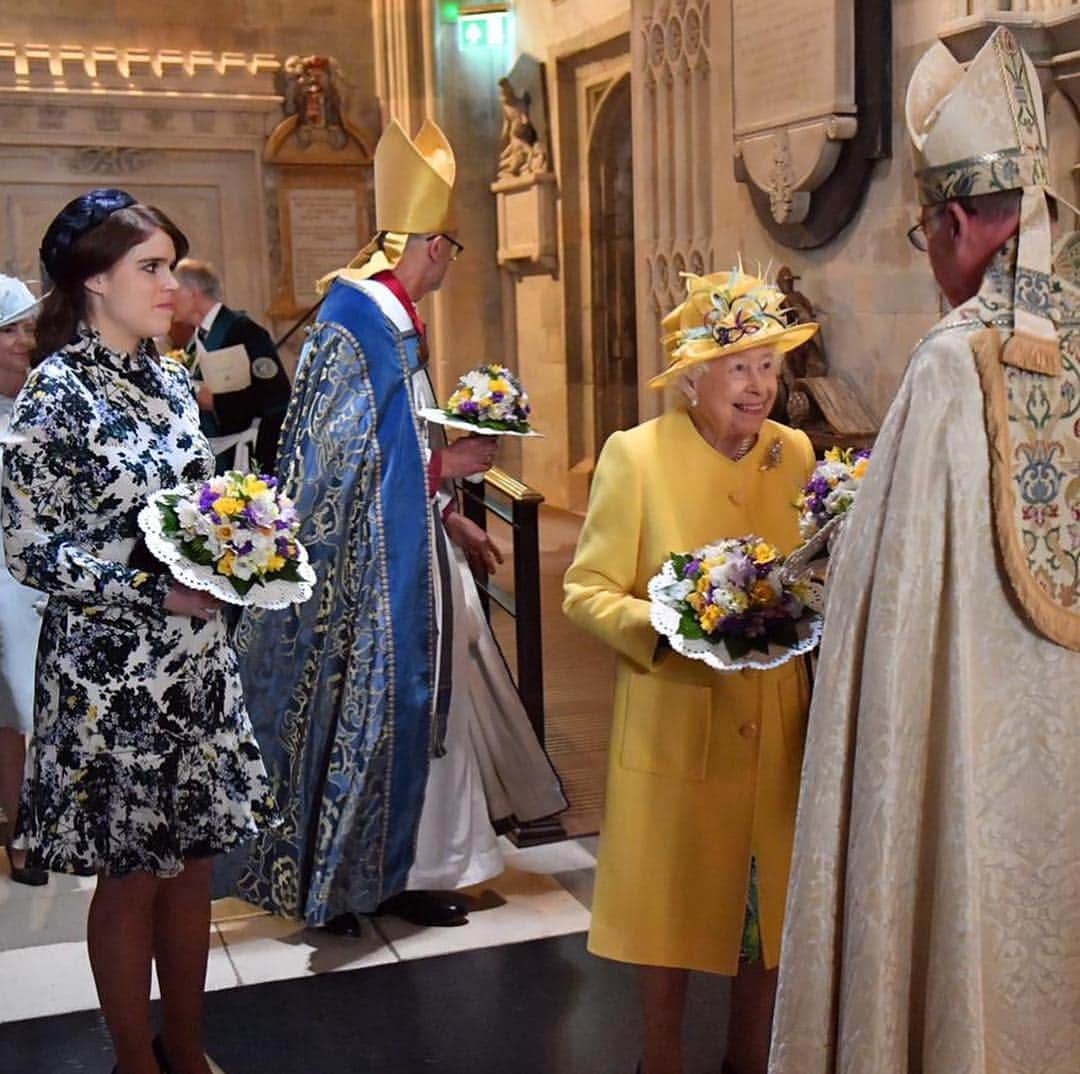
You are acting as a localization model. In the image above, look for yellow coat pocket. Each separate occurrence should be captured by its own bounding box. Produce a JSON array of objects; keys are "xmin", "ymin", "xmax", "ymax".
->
[{"xmin": 619, "ymin": 672, "xmax": 712, "ymax": 780}]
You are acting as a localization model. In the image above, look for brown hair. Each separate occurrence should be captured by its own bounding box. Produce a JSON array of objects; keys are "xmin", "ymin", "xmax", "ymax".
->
[{"xmin": 34, "ymin": 204, "xmax": 189, "ymax": 363}]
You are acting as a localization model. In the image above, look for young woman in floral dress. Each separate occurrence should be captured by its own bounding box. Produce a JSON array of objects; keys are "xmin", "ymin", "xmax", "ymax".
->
[{"xmin": 1, "ymin": 189, "xmax": 276, "ymax": 1074}]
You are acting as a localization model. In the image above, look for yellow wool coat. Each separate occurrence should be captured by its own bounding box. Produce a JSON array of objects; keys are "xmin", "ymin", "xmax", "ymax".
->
[{"xmin": 564, "ymin": 410, "xmax": 816, "ymax": 974}]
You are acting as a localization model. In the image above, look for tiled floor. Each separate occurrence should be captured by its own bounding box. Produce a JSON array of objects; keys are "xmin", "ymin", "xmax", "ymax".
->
[
  {"xmin": 0, "ymin": 836, "xmax": 596, "ymax": 1025},
  {"xmin": 0, "ymin": 932, "xmax": 733, "ymax": 1074}
]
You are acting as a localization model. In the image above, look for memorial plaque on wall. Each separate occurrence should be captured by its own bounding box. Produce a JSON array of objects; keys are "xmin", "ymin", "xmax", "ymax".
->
[
  {"xmin": 730, "ymin": 0, "xmax": 891, "ymax": 248},
  {"xmin": 270, "ymin": 170, "xmax": 372, "ymax": 318},
  {"xmin": 733, "ymin": 0, "xmax": 854, "ymax": 135},
  {"xmin": 287, "ymin": 187, "xmax": 361, "ymax": 307}
]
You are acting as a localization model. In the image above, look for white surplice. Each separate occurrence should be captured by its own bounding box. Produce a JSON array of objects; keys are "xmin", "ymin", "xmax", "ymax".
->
[{"xmin": 347, "ymin": 279, "xmax": 565, "ymax": 892}]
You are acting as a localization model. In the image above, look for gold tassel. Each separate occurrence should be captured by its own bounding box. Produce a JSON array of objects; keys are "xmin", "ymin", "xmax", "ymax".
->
[{"xmin": 1001, "ymin": 331, "xmax": 1063, "ymax": 375}]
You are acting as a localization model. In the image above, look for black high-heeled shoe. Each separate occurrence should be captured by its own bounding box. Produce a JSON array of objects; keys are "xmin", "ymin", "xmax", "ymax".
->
[{"xmin": 3, "ymin": 844, "xmax": 48, "ymax": 887}]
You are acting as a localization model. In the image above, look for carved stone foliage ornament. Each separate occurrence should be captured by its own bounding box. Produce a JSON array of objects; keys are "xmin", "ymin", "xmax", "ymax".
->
[
  {"xmin": 70, "ymin": 146, "xmax": 149, "ymax": 174},
  {"xmin": 731, "ymin": 0, "xmax": 891, "ymax": 248},
  {"xmin": 265, "ymin": 54, "xmax": 372, "ymax": 166}
]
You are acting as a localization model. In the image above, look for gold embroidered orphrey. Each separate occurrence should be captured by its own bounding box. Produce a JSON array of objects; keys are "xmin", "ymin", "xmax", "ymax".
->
[{"xmin": 969, "ymin": 244, "xmax": 1080, "ymax": 651}]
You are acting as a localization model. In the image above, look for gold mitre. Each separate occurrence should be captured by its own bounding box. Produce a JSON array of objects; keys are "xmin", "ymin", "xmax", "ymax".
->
[
  {"xmin": 907, "ymin": 27, "xmax": 1059, "ymax": 374},
  {"xmin": 375, "ymin": 118, "xmax": 457, "ymax": 234},
  {"xmin": 317, "ymin": 118, "xmax": 458, "ymax": 292}
]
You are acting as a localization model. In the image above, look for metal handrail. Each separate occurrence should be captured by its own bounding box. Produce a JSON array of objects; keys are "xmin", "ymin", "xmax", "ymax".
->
[{"xmin": 459, "ymin": 466, "xmax": 546, "ymax": 746}]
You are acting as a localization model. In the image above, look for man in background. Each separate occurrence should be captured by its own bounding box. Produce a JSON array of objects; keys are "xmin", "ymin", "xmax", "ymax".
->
[{"xmin": 172, "ymin": 259, "xmax": 290, "ymax": 473}]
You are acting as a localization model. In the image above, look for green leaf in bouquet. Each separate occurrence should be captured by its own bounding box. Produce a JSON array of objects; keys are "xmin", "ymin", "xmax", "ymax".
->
[
  {"xmin": 678, "ymin": 610, "xmax": 705, "ymax": 640},
  {"xmin": 670, "ymin": 552, "xmax": 693, "ymax": 577},
  {"xmin": 229, "ymin": 575, "xmax": 256, "ymax": 596},
  {"xmin": 160, "ymin": 503, "xmax": 180, "ymax": 535},
  {"xmin": 183, "ymin": 538, "xmax": 217, "ymax": 568},
  {"xmin": 274, "ymin": 560, "xmax": 303, "ymax": 583}
]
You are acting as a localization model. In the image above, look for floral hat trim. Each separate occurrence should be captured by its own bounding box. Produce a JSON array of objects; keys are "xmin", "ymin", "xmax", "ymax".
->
[{"xmin": 649, "ymin": 267, "xmax": 819, "ymax": 389}]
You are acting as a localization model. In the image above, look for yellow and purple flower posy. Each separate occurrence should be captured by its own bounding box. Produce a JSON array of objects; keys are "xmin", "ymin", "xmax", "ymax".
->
[
  {"xmin": 444, "ymin": 362, "xmax": 532, "ymax": 433},
  {"xmin": 796, "ymin": 447, "xmax": 871, "ymax": 541},
  {"xmin": 162, "ymin": 471, "xmax": 303, "ymax": 596},
  {"xmin": 662, "ymin": 535, "xmax": 815, "ymax": 661}
]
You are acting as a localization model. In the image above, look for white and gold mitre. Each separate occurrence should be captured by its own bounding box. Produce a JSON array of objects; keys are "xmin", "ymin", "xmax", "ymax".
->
[
  {"xmin": 317, "ymin": 118, "xmax": 458, "ymax": 292},
  {"xmin": 906, "ymin": 26, "xmax": 1048, "ymax": 206},
  {"xmin": 907, "ymin": 27, "xmax": 1060, "ymax": 376}
]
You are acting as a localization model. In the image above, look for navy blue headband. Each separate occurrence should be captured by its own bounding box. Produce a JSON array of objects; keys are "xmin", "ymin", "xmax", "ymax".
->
[{"xmin": 39, "ymin": 188, "xmax": 137, "ymax": 283}]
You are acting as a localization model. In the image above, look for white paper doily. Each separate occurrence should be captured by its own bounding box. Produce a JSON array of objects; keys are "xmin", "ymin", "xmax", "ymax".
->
[
  {"xmin": 418, "ymin": 407, "xmax": 543, "ymax": 438},
  {"xmin": 647, "ymin": 561, "xmax": 824, "ymax": 673},
  {"xmin": 137, "ymin": 493, "xmax": 316, "ymax": 609}
]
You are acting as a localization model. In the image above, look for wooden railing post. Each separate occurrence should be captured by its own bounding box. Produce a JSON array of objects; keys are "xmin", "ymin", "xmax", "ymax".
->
[
  {"xmin": 457, "ymin": 468, "xmax": 565, "ymax": 845},
  {"xmin": 510, "ymin": 492, "xmax": 545, "ymax": 744}
]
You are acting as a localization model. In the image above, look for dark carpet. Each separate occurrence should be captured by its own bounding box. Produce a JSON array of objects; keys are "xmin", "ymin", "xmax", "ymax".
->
[{"xmin": 0, "ymin": 934, "xmax": 731, "ymax": 1074}]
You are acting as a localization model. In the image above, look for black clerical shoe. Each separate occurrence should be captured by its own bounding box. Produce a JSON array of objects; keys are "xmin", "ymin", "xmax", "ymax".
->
[
  {"xmin": 322, "ymin": 912, "xmax": 367, "ymax": 937},
  {"xmin": 419, "ymin": 889, "xmax": 471, "ymax": 915},
  {"xmin": 376, "ymin": 890, "xmax": 469, "ymax": 927}
]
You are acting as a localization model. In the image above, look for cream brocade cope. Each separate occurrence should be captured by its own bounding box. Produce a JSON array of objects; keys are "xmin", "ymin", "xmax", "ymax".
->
[{"xmin": 770, "ymin": 259, "xmax": 1080, "ymax": 1073}]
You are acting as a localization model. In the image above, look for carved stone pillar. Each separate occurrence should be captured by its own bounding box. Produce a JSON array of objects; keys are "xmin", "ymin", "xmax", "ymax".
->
[{"xmin": 632, "ymin": 0, "xmax": 716, "ymax": 419}]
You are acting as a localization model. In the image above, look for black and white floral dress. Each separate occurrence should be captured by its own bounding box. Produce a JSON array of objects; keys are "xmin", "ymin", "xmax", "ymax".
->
[{"xmin": 1, "ymin": 327, "xmax": 277, "ymax": 877}]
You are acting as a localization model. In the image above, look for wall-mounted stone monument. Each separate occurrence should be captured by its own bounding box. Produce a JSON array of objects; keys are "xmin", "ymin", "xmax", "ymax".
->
[
  {"xmin": 490, "ymin": 54, "xmax": 557, "ymax": 274},
  {"xmin": 265, "ymin": 55, "xmax": 375, "ymax": 318},
  {"xmin": 732, "ymin": 0, "xmax": 892, "ymax": 248}
]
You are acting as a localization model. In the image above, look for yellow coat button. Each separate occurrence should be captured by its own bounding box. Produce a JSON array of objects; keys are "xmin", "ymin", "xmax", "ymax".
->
[{"xmin": 739, "ymin": 722, "xmax": 759, "ymax": 739}]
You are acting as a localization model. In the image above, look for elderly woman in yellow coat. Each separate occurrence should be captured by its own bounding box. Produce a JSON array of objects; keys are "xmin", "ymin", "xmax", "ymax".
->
[{"xmin": 564, "ymin": 268, "xmax": 818, "ymax": 1074}]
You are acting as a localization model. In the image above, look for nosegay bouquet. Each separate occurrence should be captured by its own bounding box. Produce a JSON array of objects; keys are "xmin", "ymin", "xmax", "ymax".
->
[
  {"xmin": 797, "ymin": 446, "xmax": 871, "ymax": 541},
  {"xmin": 648, "ymin": 536, "xmax": 823, "ymax": 671},
  {"xmin": 445, "ymin": 363, "xmax": 532, "ymax": 432},
  {"xmin": 419, "ymin": 362, "xmax": 540, "ymax": 438},
  {"xmin": 137, "ymin": 472, "xmax": 315, "ymax": 608}
]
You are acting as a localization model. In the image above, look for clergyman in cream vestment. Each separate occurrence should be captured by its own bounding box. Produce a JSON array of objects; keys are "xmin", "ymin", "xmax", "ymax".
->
[{"xmin": 769, "ymin": 28, "xmax": 1080, "ymax": 1074}]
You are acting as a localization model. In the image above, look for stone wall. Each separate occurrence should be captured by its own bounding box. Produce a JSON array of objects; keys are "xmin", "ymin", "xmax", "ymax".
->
[
  {"xmin": 495, "ymin": 0, "xmax": 1080, "ymax": 508},
  {"xmin": 0, "ymin": 1, "xmax": 380, "ymax": 344}
]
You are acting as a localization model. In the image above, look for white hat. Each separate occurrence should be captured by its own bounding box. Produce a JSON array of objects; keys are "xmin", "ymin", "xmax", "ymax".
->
[
  {"xmin": 906, "ymin": 27, "xmax": 1058, "ymax": 374},
  {"xmin": 0, "ymin": 275, "xmax": 42, "ymax": 329}
]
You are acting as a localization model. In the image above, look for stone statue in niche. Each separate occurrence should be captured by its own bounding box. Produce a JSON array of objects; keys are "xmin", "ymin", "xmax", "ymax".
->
[
  {"xmin": 496, "ymin": 76, "xmax": 549, "ymax": 179},
  {"xmin": 772, "ymin": 265, "xmax": 877, "ymax": 449},
  {"xmin": 280, "ymin": 55, "xmax": 347, "ymax": 149}
]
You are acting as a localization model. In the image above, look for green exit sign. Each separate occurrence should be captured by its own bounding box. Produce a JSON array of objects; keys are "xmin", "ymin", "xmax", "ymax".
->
[{"xmin": 458, "ymin": 13, "xmax": 508, "ymax": 48}]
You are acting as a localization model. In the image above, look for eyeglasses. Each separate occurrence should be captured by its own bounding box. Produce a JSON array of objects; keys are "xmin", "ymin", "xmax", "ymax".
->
[
  {"xmin": 428, "ymin": 233, "xmax": 464, "ymax": 261},
  {"xmin": 906, "ymin": 206, "xmax": 947, "ymax": 253}
]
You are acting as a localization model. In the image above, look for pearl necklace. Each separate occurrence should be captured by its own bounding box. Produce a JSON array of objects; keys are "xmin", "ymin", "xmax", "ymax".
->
[{"xmin": 730, "ymin": 435, "xmax": 756, "ymax": 461}]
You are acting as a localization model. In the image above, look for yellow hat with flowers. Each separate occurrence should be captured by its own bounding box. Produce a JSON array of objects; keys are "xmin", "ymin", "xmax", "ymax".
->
[
  {"xmin": 318, "ymin": 118, "xmax": 457, "ymax": 293},
  {"xmin": 649, "ymin": 265, "xmax": 819, "ymax": 389}
]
